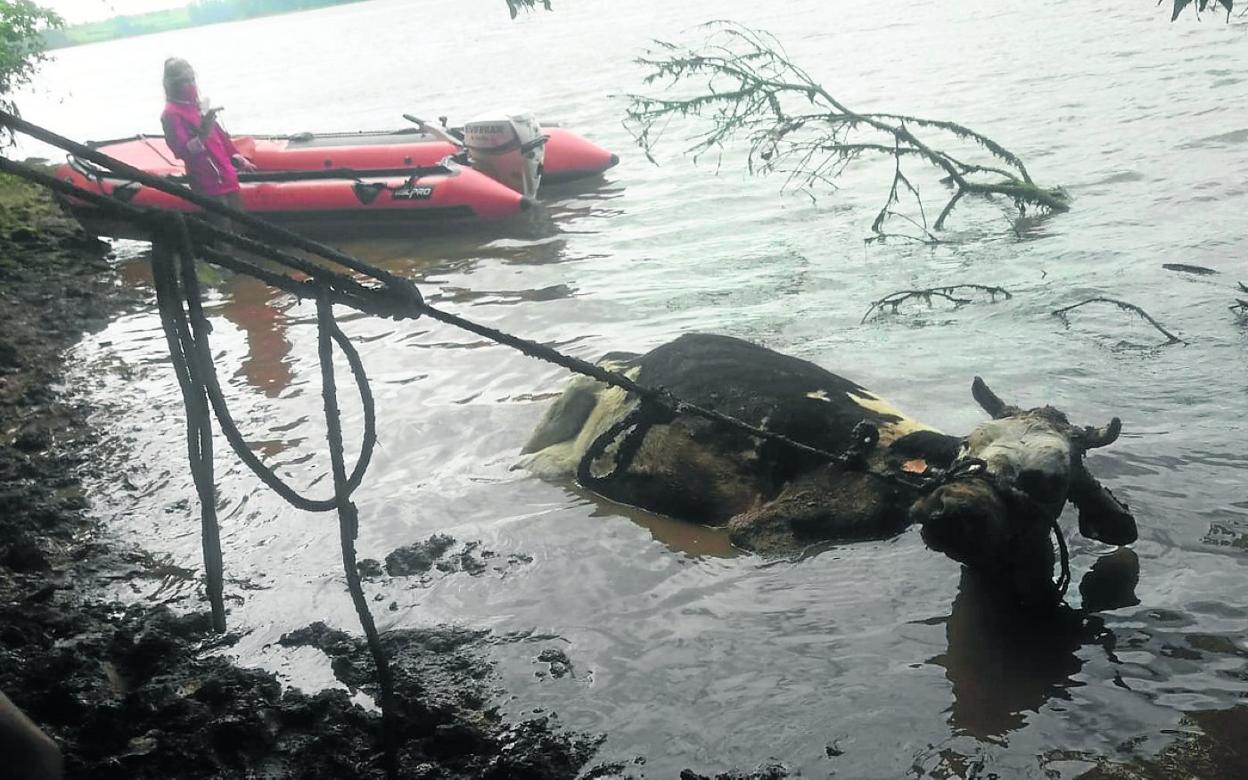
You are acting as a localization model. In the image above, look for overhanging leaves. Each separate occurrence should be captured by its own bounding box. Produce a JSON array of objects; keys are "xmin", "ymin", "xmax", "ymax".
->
[{"xmin": 623, "ymin": 21, "xmax": 1068, "ymax": 242}]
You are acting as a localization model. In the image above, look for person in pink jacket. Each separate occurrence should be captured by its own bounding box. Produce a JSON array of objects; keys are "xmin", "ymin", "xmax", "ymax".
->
[{"xmin": 160, "ymin": 58, "xmax": 255, "ymax": 215}]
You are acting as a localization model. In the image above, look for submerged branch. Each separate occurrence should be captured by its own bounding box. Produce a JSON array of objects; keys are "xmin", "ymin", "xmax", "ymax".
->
[
  {"xmin": 1051, "ymin": 297, "xmax": 1186, "ymax": 345},
  {"xmin": 624, "ymin": 21, "xmax": 1068, "ymax": 241},
  {"xmin": 862, "ymin": 284, "xmax": 1012, "ymax": 324}
]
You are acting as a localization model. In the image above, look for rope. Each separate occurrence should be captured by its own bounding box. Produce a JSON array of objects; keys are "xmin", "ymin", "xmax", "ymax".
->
[
  {"xmin": 160, "ymin": 216, "xmax": 397, "ymax": 776},
  {"xmin": 0, "ymin": 110, "xmax": 1079, "ymax": 770},
  {"xmin": 0, "ymin": 110, "xmax": 425, "ymax": 305},
  {"xmin": 315, "ymin": 287, "xmax": 398, "ymax": 780},
  {"xmin": 137, "ymin": 133, "xmax": 179, "ymax": 167},
  {"xmin": 576, "ymin": 398, "xmax": 673, "ymax": 489},
  {"xmin": 1051, "ymin": 516, "xmax": 1071, "ymax": 599},
  {"xmin": 2, "ymin": 148, "xmax": 1076, "ymax": 599},
  {"xmin": 932, "ymin": 459, "xmax": 1072, "ymax": 602},
  {"xmin": 170, "ymin": 218, "xmax": 378, "ymax": 513},
  {"xmin": 0, "ymin": 152, "xmax": 845, "ymax": 463},
  {"xmin": 150, "ymin": 232, "xmax": 226, "ymax": 632}
]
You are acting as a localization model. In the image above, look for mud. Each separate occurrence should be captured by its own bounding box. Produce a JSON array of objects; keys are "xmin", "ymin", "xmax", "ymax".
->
[
  {"xmin": 1075, "ymin": 707, "xmax": 1248, "ymax": 780},
  {"xmin": 378, "ymin": 534, "xmax": 533, "ymax": 580},
  {"xmin": 535, "ymin": 649, "xmax": 573, "ymax": 680},
  {"xmin": 382, "ymin": 534, "xmax": 458, "ymax": 577}
]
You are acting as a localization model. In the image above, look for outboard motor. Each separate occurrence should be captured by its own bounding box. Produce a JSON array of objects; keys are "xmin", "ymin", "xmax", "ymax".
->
[{"xmin": 462, "ymin": 112, "xmax": 546, "ymax": 198}]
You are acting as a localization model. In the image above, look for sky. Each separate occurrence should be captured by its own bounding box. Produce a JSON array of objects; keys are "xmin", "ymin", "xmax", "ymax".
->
[{"xmin": 43, "ymin": 0, "xmax": 187, "ymax": 25}]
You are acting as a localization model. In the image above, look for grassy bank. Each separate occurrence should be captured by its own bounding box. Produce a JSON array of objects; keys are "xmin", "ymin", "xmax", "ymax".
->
[{"xmin": 0, "ymin": 171, "xmax": 100, "ymax": 276}]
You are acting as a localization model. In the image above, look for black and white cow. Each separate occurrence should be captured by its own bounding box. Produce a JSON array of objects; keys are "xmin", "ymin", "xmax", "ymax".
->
[{"xmin": 521, "ymin": 333, "xmax": 1136, "ymax": 606}]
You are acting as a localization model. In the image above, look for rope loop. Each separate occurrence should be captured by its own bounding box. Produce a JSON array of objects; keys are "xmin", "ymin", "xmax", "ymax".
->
[{"xmin": 165, "ymin": 217, "xmax": 377, "ymax": 513}]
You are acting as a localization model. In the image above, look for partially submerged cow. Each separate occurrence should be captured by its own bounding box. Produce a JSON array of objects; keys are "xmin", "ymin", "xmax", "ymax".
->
[{"xmin": 521, "ymin": 333, "xmax": 1137, "ymax": 606}]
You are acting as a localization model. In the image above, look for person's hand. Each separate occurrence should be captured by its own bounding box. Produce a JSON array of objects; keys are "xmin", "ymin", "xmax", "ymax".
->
[
  {"xmin": 199, "ymin": 107, "xmax": 223, "ymax": 136},
  {"xmin": 233, "ymin": 155, "xmax": 257, "ymax": 172}
]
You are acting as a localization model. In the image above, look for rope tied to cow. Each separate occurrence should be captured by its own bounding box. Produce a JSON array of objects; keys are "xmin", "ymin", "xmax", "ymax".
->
[
  {"xmin": 144, "ymin": 211, "xmax": 400, "ymax": 774},
  {"xmin": 0, "ymin": 111, "xmax": 882, "ymax": 779},
  {"xmin": 0, "ymin": 109, "xmax": 1076, "ymax": 774},
  {"xmin": 2, "ymin": 111, "xmax": 1083, "ymax": 596},
  {"xmin": 921, "ymin": 457, "xmax": 1072, "ymax": 600}
]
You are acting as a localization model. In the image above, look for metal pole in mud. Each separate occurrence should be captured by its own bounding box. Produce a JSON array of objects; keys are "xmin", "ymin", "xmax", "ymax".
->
[{"xmin": 315, "ymin": 288, "xmax": 399, "ymax": 780}]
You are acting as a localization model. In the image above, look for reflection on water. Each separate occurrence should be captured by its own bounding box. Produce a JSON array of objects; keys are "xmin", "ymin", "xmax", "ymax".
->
[
  {"xmin": 335, "ymin": 211, "xmax": 573, "ymax": 275},
  {"xmin": 215, "ymin": 274, "xmax": 294, "ymax": 399},
  {"xmin": 429, "ymin": 282, "xmax": 576, "ymax": 307},
  {"xmin": 575, "ymin": 485, "xmax": 739, "ymax": 559},
  {"xmin": 1079, "ymin": 548, "xmax": 1141, "ymax": 613},
  {"xmin": 929, "ymin": 551, "xmax": 1139, "ymax": 742}
]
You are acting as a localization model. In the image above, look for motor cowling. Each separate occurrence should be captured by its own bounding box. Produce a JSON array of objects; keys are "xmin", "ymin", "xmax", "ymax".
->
[{"xmin": 462, "ymin": 112, "xmax": 546, "ymax": 198}]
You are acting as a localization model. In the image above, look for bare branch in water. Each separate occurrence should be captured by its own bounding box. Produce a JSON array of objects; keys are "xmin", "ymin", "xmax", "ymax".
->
[
  {"xmin": 861, "ymin": 284, "xmax": 1013, "ymax": 324},
  {"xmin": 623, "ymin": 21, "xmax": 1069, "ymax": 242},
  {"xmin": 1233, "ymin": 281, "xmax": 1248, "ymax": 319},
  {"xmin": 1051, "ymin": 298, "xmax": 1186, "ymax": 345},
  {"xmin": 1162, "ymin": 263, "xmax": 1219, "ymax": 276}
]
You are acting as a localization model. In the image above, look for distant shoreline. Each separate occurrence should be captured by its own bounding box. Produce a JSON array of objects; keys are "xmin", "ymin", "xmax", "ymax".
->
[{"xmin": 43, "ymin": 0, "xmax": 370, "ymax": 50}]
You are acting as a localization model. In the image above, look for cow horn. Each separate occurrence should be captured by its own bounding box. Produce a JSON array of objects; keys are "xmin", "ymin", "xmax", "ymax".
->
[
  {"xmin": 971, "ymin": 376, "xmax": 1008, "ymax": 419},
  {"xmin": 1080, "ymin": 417, "xmax": 1122, "ymax": 449}
]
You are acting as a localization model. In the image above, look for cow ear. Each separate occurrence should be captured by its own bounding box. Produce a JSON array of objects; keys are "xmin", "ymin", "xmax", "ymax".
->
[
  {"xmin": 1078, "ymin": 418, "xmax": 1122, "ymax": 450},
  {"xmin": 1069, "ymin": 467, "xmax": 1137, "ymax": 546},
  {"xmin": 971, "ymin": 377, "xmax": 1009, "ymax": 419}
]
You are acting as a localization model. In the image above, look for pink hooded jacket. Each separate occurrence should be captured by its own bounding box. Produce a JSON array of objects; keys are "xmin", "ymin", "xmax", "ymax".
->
[{"xmin": 161, "ymin": 90, "xmax": 241, "ymax": 196}]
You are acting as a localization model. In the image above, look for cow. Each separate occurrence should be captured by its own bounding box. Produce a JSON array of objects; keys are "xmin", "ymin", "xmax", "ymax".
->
[{"xmin": 520, "ymin": 333, "xmax": 1137, "ymax": 607}]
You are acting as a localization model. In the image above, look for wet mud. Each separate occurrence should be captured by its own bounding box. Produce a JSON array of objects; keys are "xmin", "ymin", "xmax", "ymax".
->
[{"xmin": 374, "ymin": 534, "xmax": 534, "ymax": 580}]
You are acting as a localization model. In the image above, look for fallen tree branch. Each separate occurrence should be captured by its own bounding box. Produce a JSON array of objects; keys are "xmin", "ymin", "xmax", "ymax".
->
[
  {"xmin": 861, "ymin": 284, "xmax": 1012, "ymax": 324},
  {"xmin": 866, "ymin": 137, "xmax": 941, "ymax": 243},
  {"xmin": 1232, "ymin": 281, "xmax": 1248, "ymax": 319},
  {"xmin": 624, "ymin": 21, "xmax": 1069, "ymax": 241},
  {"xmin": 1162, "ymin": 263, "xmax": 1219, "ymax": 276},
  {"xmin": 1051, "ymin": 297, "xmax": 1186, "ymax": 345}
]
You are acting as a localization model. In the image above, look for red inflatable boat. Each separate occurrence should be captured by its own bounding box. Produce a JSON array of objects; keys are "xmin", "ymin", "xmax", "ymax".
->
[
  {"xmin": 55, "ymin": 120, "xmax": 618, "ymax": 239},
  {"xmin": 239, "ymin": 125, "xmax": 618, "ymax": 185}
]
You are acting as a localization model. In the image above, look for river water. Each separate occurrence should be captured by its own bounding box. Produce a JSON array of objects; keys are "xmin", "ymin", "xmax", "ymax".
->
[{"xmin": 24, "ymin": 0, "xmax": 1248, "ymax": 776}]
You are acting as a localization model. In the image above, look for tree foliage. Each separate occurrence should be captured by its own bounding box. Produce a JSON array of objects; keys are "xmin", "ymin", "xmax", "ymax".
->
[
  {"xmin": 0, "ymin": 0, "xmax": 61, "ymax": 119},
  {"xmin": 624, "ymin": 21, "xmax": 1068, "ymax": 242},
  {"xmin": 506, "ymin": 0, "xmax": 553, "ymax": 19},
  {"xmin": 1165, "ymin": 0, "xmax": 1236, "ymax": 21}
]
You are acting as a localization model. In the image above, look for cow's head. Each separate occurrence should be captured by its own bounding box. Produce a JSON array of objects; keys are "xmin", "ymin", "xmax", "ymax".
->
[{"xmin": 911, "ymin": 377, "xmax": 1134, "ymax": 608}]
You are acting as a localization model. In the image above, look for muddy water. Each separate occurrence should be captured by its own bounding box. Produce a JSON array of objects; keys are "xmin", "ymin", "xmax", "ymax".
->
[{"xmin": 27, "ymin": 0, "xmax": 1248, "ymax": 775}]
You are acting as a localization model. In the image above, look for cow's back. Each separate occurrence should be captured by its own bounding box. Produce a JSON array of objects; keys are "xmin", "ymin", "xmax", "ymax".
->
[
  {"xmin": 523, "ymin": 334, "xmax": 939, "ymax": 526},
  {"xmin": 636, "ymin": 333, "xmax": 931, "ymax": 458}
]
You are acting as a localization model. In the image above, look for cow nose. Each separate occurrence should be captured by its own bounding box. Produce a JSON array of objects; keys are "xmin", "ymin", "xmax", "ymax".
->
[{"xmin": 1016, "ymin": 467, "xmax": 1067, "ymax": 503}]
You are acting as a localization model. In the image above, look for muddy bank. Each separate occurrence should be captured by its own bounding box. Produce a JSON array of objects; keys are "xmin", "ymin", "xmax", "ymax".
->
[{"xmin": 0, "ymin": 174, "xmax": 601, "ymax": 778}]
